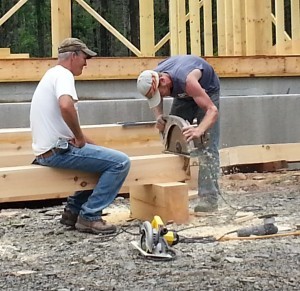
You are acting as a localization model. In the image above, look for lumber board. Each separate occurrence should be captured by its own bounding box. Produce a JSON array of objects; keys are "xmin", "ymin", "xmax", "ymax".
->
[
  {"xmin": 2, "ymin": 56, "xmax": 300, "ymax": 82},
  {"xmin": 0, "ymin": 154, "xmax": 188, "ymax": 202},
  {"xmin": 220, "ymin": 143, "xmax": 300, "ymax": 167},
  {"xmin": 51, "ymin": 0, "xmax": 71, "ymax": 57},
  {"xmin": 5, "ymin": 53, "xmax": 30, "ymax": 59},
  {"xmin": 0, "ymin": 48, "xmax": 10, "ymax": 56}
]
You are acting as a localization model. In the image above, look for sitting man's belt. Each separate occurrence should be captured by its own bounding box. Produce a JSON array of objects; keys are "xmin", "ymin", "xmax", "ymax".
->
[{"xmin": 37, "ymin": 148, "xmax": 60, "ymax": 159}]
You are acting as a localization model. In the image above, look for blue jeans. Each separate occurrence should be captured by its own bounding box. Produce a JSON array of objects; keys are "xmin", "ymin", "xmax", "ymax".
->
[
  {"xmin": 35, "ymin": 143, "xmax": 130, "ymax": 221},
  {"xmin": 170, "ymin": 91, "xmax": 220, "ymax": 203}
]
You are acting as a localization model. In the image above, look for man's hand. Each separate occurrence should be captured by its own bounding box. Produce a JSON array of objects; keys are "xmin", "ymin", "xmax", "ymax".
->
[
  {"xmin": 156, "ymin": 114, "xmax": 167, "ymax": 132},
  {"xmin": 182, "ymin": 125, "xmax": 204, "ymax": 142},
  {"xmin": 69, "ymin": 136, "xmax": 86, "ymax": 148}
]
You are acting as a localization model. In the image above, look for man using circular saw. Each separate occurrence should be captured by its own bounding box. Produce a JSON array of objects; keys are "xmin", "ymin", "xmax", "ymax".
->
[{"xmin": 137, "ymin": 55, "xmax": 220, "ymax": 212}]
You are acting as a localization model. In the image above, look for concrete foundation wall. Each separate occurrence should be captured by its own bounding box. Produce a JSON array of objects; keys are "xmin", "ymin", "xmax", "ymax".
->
[
  {"xmin": 1, "ymin": 76, "xmax": 300, "ymax": 102},
  {"xmin": 1, "ymin": 95, "xmax": 300, "ymax": 148}
]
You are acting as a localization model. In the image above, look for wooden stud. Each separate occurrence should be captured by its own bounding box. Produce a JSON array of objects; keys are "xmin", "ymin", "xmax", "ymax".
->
[
  {"xmin": 169, "ymin": 0, "xmax": 179, "ymax": 55},
  {"xmin": 256, "ymin": 0, "xmax": 272, "ymax": 55},
  {"xmin": 232, "ymin": 0, "xmax": 243, "ymax": 55},
  {"xmin": 177, "ymin": 0, "xmax": 187, "ymax": 55},
  {"xmin": 275, "ymin": 0, "xmax": 285, "ymax": 55},
  {"xmin": 189, "ymin": 0, "xmax": 201, "ymax": 55},
  {"xmin": 51, "ymin": 0, "xmax": 71, "ymax": 57},
  {"xmin": 244, "ymin": 0, "xmax": 256, "ymax": 55},
  {"xmin": 203, "ymin": 0, "xmax": 213, "ymax": 56},
  {"xmin": 291, "ymin": 0, "xmax": 300, "ymax": 40},
  {"xmin": 225, "ymin": 0, "xmax": 234, "ymax": 55},
  {"xmin": 139, "ymin": 0, "xmax": 155, "ymax": 57},
  {"xmin": 217, "ymin": 0, "xmax": 226, "ymax": 56}
]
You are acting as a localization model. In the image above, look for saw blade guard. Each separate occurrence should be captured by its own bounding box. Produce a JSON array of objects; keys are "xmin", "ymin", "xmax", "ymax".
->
[
  {"xmin": 163, "ymin": 115, "xmax": 196, "ymax": 155},
  {"xmin": 163, "ymin": 115, "xmax": 210, "ymax": 155},
  {"xmin": 140, "ymin": 221, "xmax": 154, "ymax": 253}
]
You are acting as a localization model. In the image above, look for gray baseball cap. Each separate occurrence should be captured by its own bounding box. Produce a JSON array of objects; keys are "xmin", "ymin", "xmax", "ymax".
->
[{"xmin": 58, "ymin": 38, "xmax": 97, "ymax": 58}]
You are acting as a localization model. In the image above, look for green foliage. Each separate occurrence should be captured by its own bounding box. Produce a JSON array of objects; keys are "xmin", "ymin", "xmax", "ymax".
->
[
  {"xmin": 0, "ymin": 0, "xmax": 294, "ymax": 58},
  {"xmin": 0, "ymin": 0, "xmax": 51, "ymax": 57}
]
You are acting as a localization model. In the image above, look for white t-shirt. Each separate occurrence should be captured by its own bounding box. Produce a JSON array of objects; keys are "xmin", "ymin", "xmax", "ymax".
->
[{"xmin": 30, "ymin": 65, "xmax": 79, "ymax": 156}]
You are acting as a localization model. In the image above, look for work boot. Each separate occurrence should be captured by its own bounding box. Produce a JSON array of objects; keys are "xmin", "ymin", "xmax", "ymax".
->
[
  {"xmin": 75, "ymin": 216, "xmax": 117, "ymax": 234},
  {"xmin": 194, "ymin": 200, "xmax": 218, "ymax": 213},
  {"xmin": 60, "ymin": 208, "xmax": 78, "ymax": 227}
]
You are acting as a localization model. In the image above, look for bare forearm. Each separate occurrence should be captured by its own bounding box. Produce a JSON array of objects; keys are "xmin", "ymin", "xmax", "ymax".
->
[
  {"xmin": 61, "ymin": 107, "xmax": 84, "ymax": 140},
  {"xmin": 152, "ymin": 101, "xmax": 164, "ymax": 118},
  {"xmin": 197, "ymin": 106, "xmax": 218, "ymax": 133}
]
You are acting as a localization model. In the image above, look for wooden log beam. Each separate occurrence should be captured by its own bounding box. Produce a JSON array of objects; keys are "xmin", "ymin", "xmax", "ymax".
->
[
  {"xmin": 0, "ymin": 124, "xmax": 163, "ymax": 167},
  {"xmin": 0, "ymin": 124, "xmax": 160, "ymax": 151},
  {"xmin": 3, "ymin": 127, "xmax": 300, "ymax": 170},
  {"xmin": 0, "ymin": 154, "xmax": 188, "ymax": 203},
  {"xmin": 220, "ymin": 143, "xmax": 300, "ymax": 167},
  {"xmin": 2, "ymin": 56, "xmax": 300, "ymax": 82}
]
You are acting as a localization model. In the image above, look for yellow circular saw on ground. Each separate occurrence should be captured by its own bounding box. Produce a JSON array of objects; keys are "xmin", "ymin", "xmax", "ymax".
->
[{"xmin": 131, "ymin": 216, "xmax": 179, "ymax": 260}]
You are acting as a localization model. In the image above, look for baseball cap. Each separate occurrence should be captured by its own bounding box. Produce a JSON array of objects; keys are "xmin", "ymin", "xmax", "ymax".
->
[
  {"xmin": 58, "ymin": 38, "xmax": 97, "ymax": 58},
  {"xmin": 137, "ymin": 70, "xmax": 161, "ymax": 108}
]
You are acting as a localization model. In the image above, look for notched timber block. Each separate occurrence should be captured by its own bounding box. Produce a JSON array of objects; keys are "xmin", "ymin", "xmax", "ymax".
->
[
  {"xmin": 187, "ymin": 156, "xmax": 198, "ymax": 190},
  {"xmin": 129, "ymin": 182, "xmax": 189, "ymax": 224}
]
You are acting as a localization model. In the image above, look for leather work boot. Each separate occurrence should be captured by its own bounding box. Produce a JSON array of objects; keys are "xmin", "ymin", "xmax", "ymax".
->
[
  {"xmin": 194, "ymin": 200, "xmax": 218, "ymax": 213},
  {"xmin": 75, "ymin": 216, "xmax": 117, "ymax": 234},
  {"xmin": 60, "ymin": 208, "xmax": 78, "ymax": 227}
]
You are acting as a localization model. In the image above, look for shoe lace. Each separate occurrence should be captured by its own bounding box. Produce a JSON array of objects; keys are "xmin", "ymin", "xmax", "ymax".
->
[{"xmin": 99, "ymin": 218, "xmax": 107, "ymax": 225}]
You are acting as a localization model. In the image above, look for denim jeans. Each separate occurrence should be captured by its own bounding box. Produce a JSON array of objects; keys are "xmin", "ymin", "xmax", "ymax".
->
[
  {"xmin": 36, "ymin": 143, "xmax": 131, "ymax": 221},
  {"xmin": 170, "ymin": 91, "xmax": 220, "ymax": 203}
]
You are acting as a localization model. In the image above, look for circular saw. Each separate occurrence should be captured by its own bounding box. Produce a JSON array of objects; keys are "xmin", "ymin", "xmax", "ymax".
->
[
  {"xmin": 162, "ymin": 115, "xmax": 209, "ymax": 156},
  {"xmin": 131, "ymin": 216, "xmax": 179, "ymax": 260}
]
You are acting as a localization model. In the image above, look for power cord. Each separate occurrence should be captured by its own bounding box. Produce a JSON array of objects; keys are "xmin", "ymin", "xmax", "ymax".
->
[
  {"xmin": 218, "ymin": 190, "xmax": 264, "ymax": 212},
  {"xmin": 87, "ymin": 222, "xmax": 141, "ymax": 243}
]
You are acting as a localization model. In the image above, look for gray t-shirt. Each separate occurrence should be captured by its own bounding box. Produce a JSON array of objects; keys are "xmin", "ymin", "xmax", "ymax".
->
[{"xmin": 155, "ymin": 55, "xmax": 220, "ymax": 98}]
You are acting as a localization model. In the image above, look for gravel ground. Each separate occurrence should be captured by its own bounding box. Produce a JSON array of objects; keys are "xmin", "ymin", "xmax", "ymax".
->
[{"xmin": 0, "ymin": 170, "xmax": 300, "ymax": 291}]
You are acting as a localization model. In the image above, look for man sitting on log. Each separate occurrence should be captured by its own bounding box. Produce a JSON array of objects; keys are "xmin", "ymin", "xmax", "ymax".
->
[{"xmin": 30, "ymin": 38, "xmax": 130, "ymax": 234}]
